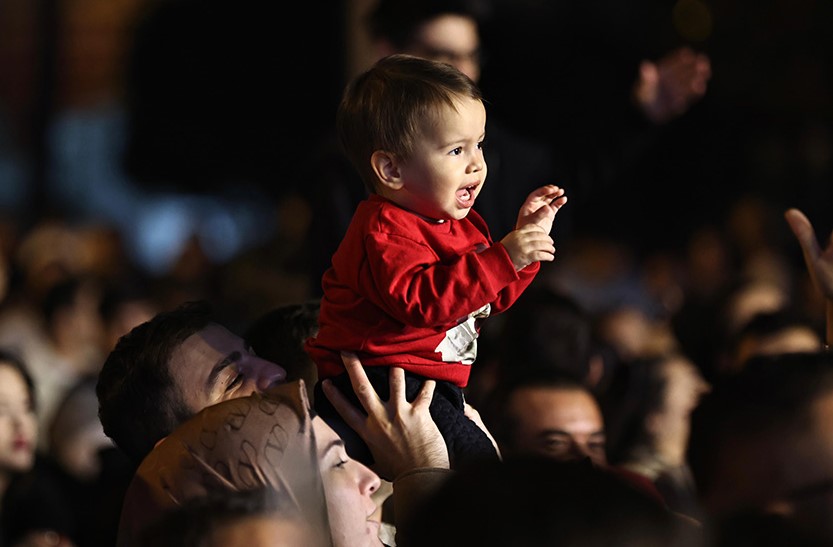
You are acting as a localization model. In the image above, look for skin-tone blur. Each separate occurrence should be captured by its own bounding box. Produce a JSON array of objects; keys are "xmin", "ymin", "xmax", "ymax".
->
[
  {"xmin": 502, "ymin": 386, "xmax": 607, "ymax": 466},
  {"xmin": 0, "ymin": 363, "xmax": 37, "ymax": 482},
  {"xmin": 647, "ymin": 356, "xmax": 710, "ymax": 466},
  {"xmin": 377, "ymin": 14, "xmax": 481, "ymax": 83},
  {"xmin": 0, "ymin": 362, "xmax": 76, "ymax": 547},
  {"xmin": 169, "ymin": 324, "xmax": 287, "ymax": 414}
]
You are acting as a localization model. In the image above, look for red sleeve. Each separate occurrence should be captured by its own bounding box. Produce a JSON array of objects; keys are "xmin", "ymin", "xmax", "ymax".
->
[
  {"xmin": 362, "ymin": 231, "xmax": 521, "ymax": 328},
  {"xmin": 466, "ymin": 208, "xmax": 539, "ymax": 314},
  {"xmin": 490, "ymin": 246, "xmax": 540, "ymax": 314}
]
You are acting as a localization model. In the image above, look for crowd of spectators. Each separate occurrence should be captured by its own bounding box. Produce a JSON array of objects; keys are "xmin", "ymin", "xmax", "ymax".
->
[{"xmin": 0, "ymin": 0, "xmax": 832, "ymax": 545}]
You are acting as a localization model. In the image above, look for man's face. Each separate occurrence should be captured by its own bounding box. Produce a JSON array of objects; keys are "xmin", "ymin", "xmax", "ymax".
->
[
  {"xmin": 504, "ymin": 386, "xmax": 607, "ymax": 466},
  {"xmin": 407, "ymin": 14, "xmax": 481, "ymax": 83},
  {"xmin": 169, "ymin": 324, "xmax": 287, "ymax": 414}
]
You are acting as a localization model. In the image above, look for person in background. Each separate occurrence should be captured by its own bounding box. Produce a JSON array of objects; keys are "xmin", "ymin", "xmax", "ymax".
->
[
  {"xmin": 481, "ymin": 367, "xmax": 676, "ymax": 514},
  {"xmin": 601, "ymin": 352, "xmax": 710, "ymax": 520},
  {"xmin": 0, "ymin": 273, "xmax": 104, "ymax": 451},
  {"xmin": 0, "ymin": 349, "xmax": 75, "ymax": 547},
  {"xmin": 119, "ymin": 377, "xmax": 452, "ymax": 547},
  {"xmin": 244, "ymin": 299, "xmax": 321, "ymax": 401},
  {"xmin": 685, "ymin": 208, "xmax": 833, "ymax": 546},
  {"xmin": 117, "ymin": 381, "xmax": 345, "ymax": 546},
  {"xmin": 97, "ymin": 300, "xmax": 453, "ymax": 545},
  {"xmin": 484, "ymin": 370, "xmax": 607, "ymax": 466},
  {"xmin": 40, "ymin": 376, "xmax": 133, "ymax": 547},
  {"xmin": 96, "ymin": 300, "xmax": 288, "ymax": 466}
]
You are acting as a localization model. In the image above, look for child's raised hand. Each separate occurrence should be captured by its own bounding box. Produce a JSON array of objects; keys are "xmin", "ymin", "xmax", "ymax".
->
[
  {"xmin": 515, "ymin": 184, "xmax": 568, "ymax": 235},
  {"xmin": 500, "ymin": 223, "xmax": 556, "ymax": 271}
]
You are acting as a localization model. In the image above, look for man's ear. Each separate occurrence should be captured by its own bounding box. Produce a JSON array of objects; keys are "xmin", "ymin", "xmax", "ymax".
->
[{"xmin": 371, "ymin": 150, "xmax": 404, "ymax": 191}]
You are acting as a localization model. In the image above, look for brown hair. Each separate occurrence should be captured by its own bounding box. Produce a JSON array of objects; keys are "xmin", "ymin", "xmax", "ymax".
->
[{"xmin": 336, "ymin": 53, "xmax": 483, "ymax": 194}]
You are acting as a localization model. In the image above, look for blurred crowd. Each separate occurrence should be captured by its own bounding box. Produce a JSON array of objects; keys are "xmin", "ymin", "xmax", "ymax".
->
[{"xmin": 0, "ymin": 0, "xmax": 832, "ymax": 546}]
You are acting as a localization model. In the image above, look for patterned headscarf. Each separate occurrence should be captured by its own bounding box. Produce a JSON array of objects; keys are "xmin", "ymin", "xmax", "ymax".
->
[{"xmin": 116, "ymin": 380, "xmax": 332, "ymax": 546}]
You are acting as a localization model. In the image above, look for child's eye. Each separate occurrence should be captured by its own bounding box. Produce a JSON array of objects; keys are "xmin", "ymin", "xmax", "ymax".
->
[
  {"xmin": 477, "ymin": 140, "xmax": 485, "ymax": 150},
  {"xmin": 449, "ymin": 147, "xmax": 463, "ymax": 156},
  {"xmin": 335, "ymin": 459, "xmax": 348, "ymax": 469}
]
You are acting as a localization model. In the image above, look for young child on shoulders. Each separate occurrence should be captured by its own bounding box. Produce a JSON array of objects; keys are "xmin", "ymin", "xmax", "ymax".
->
[{"xmin": 306, "ymin": 54, "xmax": 567, "ymax": 470}]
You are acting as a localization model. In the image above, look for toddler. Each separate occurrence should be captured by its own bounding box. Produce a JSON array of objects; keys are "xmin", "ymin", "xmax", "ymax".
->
[{"xmin": 306, "ymin": 54, "xmax": 567, "ymax": 469}]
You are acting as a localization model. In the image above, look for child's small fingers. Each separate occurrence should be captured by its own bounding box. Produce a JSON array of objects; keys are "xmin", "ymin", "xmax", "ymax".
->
[{"xmin": 537, "ymin": 250, "xmax": 555, "ymax": 262}]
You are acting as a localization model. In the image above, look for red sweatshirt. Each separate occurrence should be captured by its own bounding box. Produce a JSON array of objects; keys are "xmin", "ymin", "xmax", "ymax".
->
[{"xmin": 306, "ymin": 194, "xmax": 539, "ymax": 387}]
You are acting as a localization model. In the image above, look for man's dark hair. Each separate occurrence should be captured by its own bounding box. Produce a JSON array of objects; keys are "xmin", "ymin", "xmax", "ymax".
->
[
  {"xmin": 96, "ymin": 300, "xmax": 214, "ymax": 464},
  {"xmin": 601, "ymin": 354, "xmax": 674, "ymax": 465},
  {"xmin": 483, "ymin": 368, "xmax": 593, "ymax": 455},
  {"xmin": 244, "ymin": 299, "xmax": 320, "ymax": 384},
  {"xmin": 495, "ymin": 285, "xmax": 596, "ymax": 384}
]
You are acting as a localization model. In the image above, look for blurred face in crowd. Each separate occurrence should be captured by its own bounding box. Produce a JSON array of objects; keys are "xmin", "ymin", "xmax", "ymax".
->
[
  {"xmin": 650, "ymin": 356, "xmax": 710, "ymax": 441},
  {"xmin": 0, "ymin": 362, "xmax": 37, "ymax": 476},
  {"xmin": 374, "ymin": 13, "xmax": 482, "ymax": 83},
  {"xmin": 407, "ymin": 14, "xmax": 481, "ymax": 83},
  {"xmin": 503, "ymin": 386, "xmax": 607, "ymax": 466},
  {"xmin": 169, "ymin": 324, "xmax": 287, "ymax": 414}
]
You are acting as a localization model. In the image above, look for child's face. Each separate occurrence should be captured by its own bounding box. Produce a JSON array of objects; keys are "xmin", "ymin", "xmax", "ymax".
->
[{"xmin": 393, "ymin": 96, "xmax": 487, "ymax": 221}]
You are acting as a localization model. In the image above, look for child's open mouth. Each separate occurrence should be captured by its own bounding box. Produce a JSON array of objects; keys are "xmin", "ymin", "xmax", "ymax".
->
[{"xmin": 456, "ymin": 184, "xmax": 478, "ymax": 207}]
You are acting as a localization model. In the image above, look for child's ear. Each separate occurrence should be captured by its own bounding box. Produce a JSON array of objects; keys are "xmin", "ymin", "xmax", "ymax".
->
[{"xmin": 371, "ymin": 150, "xmax": 404, "ymax": 191}]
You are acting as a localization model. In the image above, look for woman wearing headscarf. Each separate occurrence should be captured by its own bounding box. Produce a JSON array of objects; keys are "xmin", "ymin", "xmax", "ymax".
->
[{"xmin": 116, "ymin": 379, "xmax": 384, "ymax": 546}]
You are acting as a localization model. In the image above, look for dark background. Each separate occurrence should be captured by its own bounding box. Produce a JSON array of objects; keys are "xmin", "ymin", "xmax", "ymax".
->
[{"xmin": 0, "ymin": 0, "xmax": 830, "ymax": 280}]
